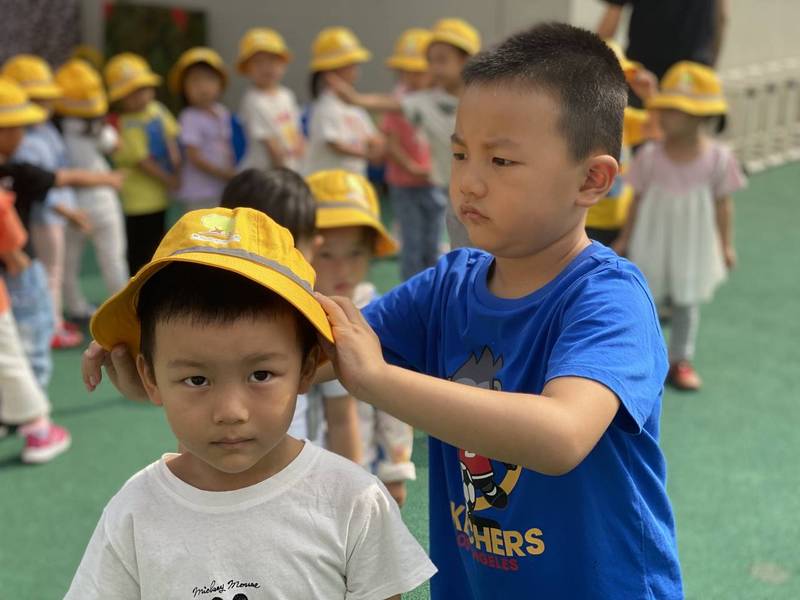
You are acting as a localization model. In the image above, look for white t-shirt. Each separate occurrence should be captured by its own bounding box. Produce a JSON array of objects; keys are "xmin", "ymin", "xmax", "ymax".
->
[
  {"xmin": 304, "ymin": 90, "xmax": 377, "ymax": 176},
  {"xmin": 65, "ymin": 443, "xmax": 435, "ymax": 600},
  {"xmin": 401, "ymin": 88, "xmax": 459, "ymax": 188},
  {"xmin": 239, "ymin": 86, "xmax": 302, "ymax": 172}
]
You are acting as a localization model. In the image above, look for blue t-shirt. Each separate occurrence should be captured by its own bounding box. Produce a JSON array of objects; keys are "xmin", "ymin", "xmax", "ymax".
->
[{"xmin": 363, "ymin": 243, "xmax": 683, "ymax": 599}]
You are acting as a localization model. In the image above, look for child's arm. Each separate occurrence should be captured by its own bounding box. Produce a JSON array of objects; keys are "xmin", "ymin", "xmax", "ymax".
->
[
  {"xmin": 325, "ymin": 74, "xmax": 402, "ymax": 113},
  {"xmin": 596, "ymin": 2, "xmax": 624, "ymax": 38},
  {"xmin": 185, "ymin": 146, "xmax": 236, "ymax": 181},
  {"xmin": 137, "ymin": 157, "xmax": 179, "ymax": 191},
  {"xmin": 385, "ymin": 130, "xmax": 430, "ymax": 179},
  {"xmin": 323, "ymin": 392, "xmax": 362, "ymax": 464},
  {"xmin": 55, "ymin": 169, "xmax": 124, "ymax": 190},
  {"xmin": 316, "ymin": 294, "xmax": 620, "ymax": 476},
  {"xmin": 715, "ymin": 194, "xmax": 736, "ymax": 268},
  {"xmin": 52, "ymin": 204, "xmax": 91, "ymax": 233}
]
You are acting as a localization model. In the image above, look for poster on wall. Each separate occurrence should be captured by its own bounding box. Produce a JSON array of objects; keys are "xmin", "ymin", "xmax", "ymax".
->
[{"xmin": 104, "ymin": 2, "xmax": 207, "ymax": 112}]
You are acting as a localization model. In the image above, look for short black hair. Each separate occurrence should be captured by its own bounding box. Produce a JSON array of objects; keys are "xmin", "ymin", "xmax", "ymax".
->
[
  {"xmin": 137, "ymin": 262, "xmax": 317, "ymax": 369},
  {"xmin": 221, "ymin": 168, "xmax": 316, "ymax": 243},
  {"xmin": 463, "ymin": 22, "xmax": 627, "ymax": 161}
]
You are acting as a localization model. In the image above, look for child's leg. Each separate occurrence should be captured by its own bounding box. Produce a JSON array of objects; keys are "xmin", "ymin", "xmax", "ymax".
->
[
  {"xmin": 125, "ymin": 211, "xmax": 166, "ymax": 275},
  {"xmin": 390, "ymin": 186, "xmax": 426, "ymax": 280},
  {"xmin": 91, "ymin": 204, "xmax": 130, "ymax": 297},
  {"xmin": 421, "ymin": 186, "xmax": 447, "ymax": 269},
  {"xmin": 4, "ymin": 261, "xmax": 55, "ymax": 389},
  {"xmin": 62, "ymin": 224, "xmax": 90, "ymax": 317},
  {"xmin": 30, "ymin": 222, "xmax": 66, "ymax": 330},
  {"xmin": 669, "ymin": 304, "xmax": 700, "ymax": 362},
  {"xmin": 0, "ymin": 309, "xmax": 51, "ymax": 424}
]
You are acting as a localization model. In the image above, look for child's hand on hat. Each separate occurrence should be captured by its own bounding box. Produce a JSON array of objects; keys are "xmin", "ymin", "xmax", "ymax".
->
[
  {"xmin": 82, "ymin": 340, "xmax": 149, "ymax": 401},
  {"xmin": 315, "ymin": 293, "xmax": 388, "ymax": 401}
]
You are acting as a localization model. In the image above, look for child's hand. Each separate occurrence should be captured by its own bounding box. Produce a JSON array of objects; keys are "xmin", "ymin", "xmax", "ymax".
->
[
  {"xmin": 106, "ymin": 170, "xmax": 125, "ymax": 191},
  {"xmin": 628, "ymin": 67, "xmax": 658, "ymax": 101},
  {"xmin": 324, "ymin": 73, "xmax": 358, "ymax": 103},
  {"xmin": 165, "ymin": 173, "xmax": 181, "ymax": 191},
  {"xmin": 315, "ymin": 293, "xmax": 388, "ymax": 400},
  {"xmin": 81, "ymin": 340, "xmax": 149, "ymax": 401},
  {"xmin": 723, "ymin": 245, "xmax": 737, "ymax": 269},
  {"xmin": 384, "ymin": 481, "xmax": 407, "ymax": 508},
  {"xmin": 67, "ymin": 209, "xmax": 92, "ymax": 234},
  {"xmin": 0, "ymin": 249, "xmax": 31, "ymax": 276},
  {"xmin": 366, "ymin": 135, "xmax": 386, "ymax": 163}
]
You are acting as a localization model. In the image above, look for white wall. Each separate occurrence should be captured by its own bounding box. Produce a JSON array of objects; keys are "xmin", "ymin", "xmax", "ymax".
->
[{"xmin": 79, "ymin": 0, "xmax": 569, "ymax": 108}]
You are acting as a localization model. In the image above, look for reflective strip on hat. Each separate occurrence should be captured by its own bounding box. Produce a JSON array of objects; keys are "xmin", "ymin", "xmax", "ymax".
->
[
  {"xmin": 0, "ymin": 101, "xmax": 36, "ymax": 113},
  {"xmin": 171, "ymin": 246, "xmax": 314, "ymax": 294},
  {"xmin": 58, "ymin": 97, "xmax": 103, "ymax": 109}
]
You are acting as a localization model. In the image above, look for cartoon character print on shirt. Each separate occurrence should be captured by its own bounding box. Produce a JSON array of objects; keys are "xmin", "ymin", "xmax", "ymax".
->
[{"xmin": 450, "ymin": 347, "xmax": 520, "ymax": 534}]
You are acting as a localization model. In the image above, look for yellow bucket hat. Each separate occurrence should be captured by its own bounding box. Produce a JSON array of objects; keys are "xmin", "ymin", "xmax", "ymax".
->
[
  {"xmin": 605, "ymin": 40, "xmax": 641, "ymax": 78},
  {"xmin": 168, "ymin": 47, "xmax": 228, "ymax": 95},
  {"xmin": 307, "ymin": 170, "xmax": 398, "ymax": 257},
  {"xmin": 54, "ymin": 59, "xmax": 108, "ymax": 119},
  {"xmin": 1, "ymin": 54, "xmax": 62, "ymax": 100},
  {"xmin": 429, "ymin": 18, "xmax": 481, "ymax": 56},
  {"xmin": 237, "ymin": 28, "xmax": 293, "ymax": 73},
  {"xmin": 90, "ymin": 207, "xmax": 334, "ymax": 356},
  {"xmin": 646, "ymin": 61, "xmax": 728, "ymax": 116},
  {"xmin": 71, "ymin": 44, "xmax": 105, "ymax": 71},
  {"xmin": 310, "ymin": 27, "xmax": 371, "ymax": 73},
  {"xmin": 386, "ymin": 28, "xmax": 433, "ymax": 73},
  {"xmin": 0, "ymin": 77, "xmax": 48, "ymax": 127},
  {"xmin": 104, "ymin": 53, "xmax": 162, "ymax": 103}
]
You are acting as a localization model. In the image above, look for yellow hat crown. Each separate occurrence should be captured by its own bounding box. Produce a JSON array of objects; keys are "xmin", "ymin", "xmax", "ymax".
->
[
  {"xmin": 647, "ymin": 61, "xmax": 727, "ymax": 116},
  {"xmin": 0, "ymin": 76, "xmax": 48, "ymax": 127},
  {"xmin": 2, "ymin": 54, "xmax": 62, "ymax": 100},
  {"xmin": 90, "ymin": 207, "xmax": 334, "ymax": 355},
  {"xmin": 54, "ymin": 59, "xmax": 108, "ymax": 118},
  {"xmin": 604, "ymin": 39, "xmax": 639, "ymax": 75},
  {"xmin": 237, "ymin": 28, "xmax": 292, "ymax": 72},
  {"xmin": 104, "ymin": 53, "xmax": 162, "ymax": 102},
  {"xmin": 169, "ymin": 46, "xmax": 227, "ymax": 95},
  {"xmin": 307, "ymin": 170, "xmax": 398, "ymax": 257},
  {"xmin": 386, "ymin": 28, "xmax": 433, "ymax": 72},
  {"xmin": 310, "ymin": 27, "xmax": 371, "ymax": 72},
  {"xmin": 430, "ymin": 18, "xmax": 481, "ymax": 56}
]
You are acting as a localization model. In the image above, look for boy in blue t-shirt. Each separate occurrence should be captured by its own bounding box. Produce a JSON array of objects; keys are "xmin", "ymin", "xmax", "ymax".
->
[
  {"xmin": 81, "ymin": 22, "xmax": 683, "ymax": 600},
  {"xmin": 315, "ymin": 23, "xmax": 683, "ymax": 599}
]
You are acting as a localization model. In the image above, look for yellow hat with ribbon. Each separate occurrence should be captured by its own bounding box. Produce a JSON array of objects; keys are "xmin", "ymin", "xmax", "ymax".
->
[
  {"xmin": 104, "ymin": 53, "xmax": 162, "ymax": 103},
  {"xmin": 0, "ymin": 77, "xmax": 48, "ymax": 127},
  {"xmin": 54, "ymin": 59, "xmax": 108, "ymax": 119},
  {"xmin": 310, "ymin": 27, "xmax": 371, "ymax": 72},
  {"xmin": 91, "ymin": 207, "xmax": 334, "ymax": 355},
  {"xmin": 168, "ymin": 47, "xmax": 228, "ymax": 95},
  {"xmin": 237, "ymin": 28, "xmax": 293, "ymax": 73},
  {"xmin": 429, "ymin": 18, "xmax": 481, "ymax": 56},
  {"xmin": 1, "ymin": 54, "xmax": 62, "ymax": 100},
  {"xmin": 307, "ymin": 170, "xmax": 398, "ymax": 257},
  {"xmin": 646, "ymin": 61, "xmax": 728, "ymax": 116},
  {"xmin": 386, "ymin": 28, "xmax": 433, "ymax": 72}
]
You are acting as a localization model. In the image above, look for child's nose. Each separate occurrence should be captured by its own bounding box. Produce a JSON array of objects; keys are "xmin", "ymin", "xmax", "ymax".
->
[{"xmin": 212, "ymin": 390, "xmax": 250, "ymax": 424}]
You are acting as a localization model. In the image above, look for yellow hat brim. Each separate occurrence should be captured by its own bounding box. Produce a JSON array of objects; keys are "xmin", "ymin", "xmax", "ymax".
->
[
  {"xmin": 646, "ymin": 93, "xmax": 728, "ymax": 116},
  {"xmin": 108, "ymin": 72, "xmax": 162, "ymax": 102},
  {"xmin": 91, "ymin": 251, "xmax": 334, "ymax": 357},
  {"xmin": 316, "ymin": 207, "xmax": 398, "ymax": 257},
  {"xmin": 55, "ymin": 95, "xmax": 108, "ymax": 118},
  {"xmin": 0, "ymin": 101, "xmax": 48, "ymax": 127},
  {"xmin": 429, "ymin": 32, "xmax": 478, "ymax": 56},
  {"xmin": 236, "ymin": 48, "xmax": 293, "ymax": 74},
  {"xmin": 23, "ymin": 83, "xmax": 63, "ymax": 100},
  {"xmin": 310, "ymin": 48, "xmax": 371, "ymax": 73},
  {"xmin": 385, "ymin": 56, "xmax": 428, "ymax": 72}
]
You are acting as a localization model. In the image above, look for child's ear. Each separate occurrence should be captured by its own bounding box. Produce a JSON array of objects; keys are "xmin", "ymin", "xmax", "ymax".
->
[
  {"xmin": 136, "ymin": 354, "xmax": 163, "ymax": 406},
  {"xmin": 576, "ymin": 155, "xmax": 619, "ymax": 208},
  {"xmin": 297, "ymin": 344, "xmax": 322, "ymax": 395}
]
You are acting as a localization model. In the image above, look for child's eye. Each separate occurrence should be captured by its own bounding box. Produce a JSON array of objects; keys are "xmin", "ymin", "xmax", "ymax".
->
[
  {"xmin": 183, "ymin": 376, "xmax": 208, "ymax": 388},
  {"xmin": 492, "ymin": 157, "xmax": 515, "ymax": 167},
  {"xmin": 452, "ymin": 152, "xmax": 467, "ymax": 161},
  {"xmin": 249, "ymin": 371, "xmax": 273, "ymax": 383}
]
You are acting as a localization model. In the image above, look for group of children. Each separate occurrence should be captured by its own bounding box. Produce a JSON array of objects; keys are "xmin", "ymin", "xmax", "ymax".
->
[{"xmin": 0, "ymin": 11, "xmax": 749, "ymax": 600}]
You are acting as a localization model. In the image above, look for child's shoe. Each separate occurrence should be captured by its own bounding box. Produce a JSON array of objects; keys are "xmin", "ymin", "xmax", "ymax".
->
[
  {"xmin": 21, "ymin": 423, "xmax": 71, "ymax": 464},
  {"xmin": 667, "ymin": 361, "xmax": 702, "ymax": 391},
  {"xmin": 51, "ymin": 326, "xmax": 84, "ymax": 349}
]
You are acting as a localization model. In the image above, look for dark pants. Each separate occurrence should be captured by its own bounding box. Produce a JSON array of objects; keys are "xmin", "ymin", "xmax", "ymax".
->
[{"xmin": 125, "ymin": 211, "xmax": 166, "ymax": 275}]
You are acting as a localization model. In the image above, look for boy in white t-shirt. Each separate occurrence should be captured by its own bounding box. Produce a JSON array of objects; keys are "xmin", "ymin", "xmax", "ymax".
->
[
  {"xmin": 237, "ymin": 29, "xmax": 304, "ymax": 172},
  {"xmin": 65, "ymin": 207, "xmax": 435, "ymax": 599},
  {"xmin": 304, "ymin": 27, "xmax": 384, "ymax": 176}
]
